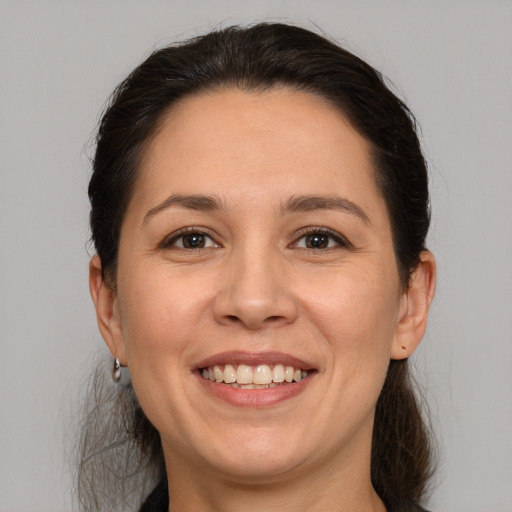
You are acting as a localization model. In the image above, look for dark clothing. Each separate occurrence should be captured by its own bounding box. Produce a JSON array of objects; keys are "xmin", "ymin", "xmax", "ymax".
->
[
  {"xmin": 139, "ymin": 479, "xmax": 168, "ymax": 512},
  {"xmin": 139, "ymin": 479, "xmax": 431, "ymax": 512}
]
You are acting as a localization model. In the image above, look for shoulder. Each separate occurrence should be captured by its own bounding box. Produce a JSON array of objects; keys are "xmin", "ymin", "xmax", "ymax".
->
[
  {"xmin": 137, "ymin": 483, "xmax": 434, "ymax": 512},
  {"xmin": 138, "ymin": 479, "xmax": 168, "ymax": 512},
  {"xmin": 388, "ymin": 501, "xmax": 432, "ymax": 512}
]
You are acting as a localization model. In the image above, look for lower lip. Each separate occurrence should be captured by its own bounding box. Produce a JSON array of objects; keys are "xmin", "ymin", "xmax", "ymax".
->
[{"xmin": 196, "ymin": 373, "xmax": 315, "ymax": 407}]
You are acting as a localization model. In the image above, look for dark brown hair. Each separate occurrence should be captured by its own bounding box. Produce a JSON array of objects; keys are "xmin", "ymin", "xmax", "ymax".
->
[{"xmin": 80, "ymin": 22, "xmax": 435, "ymax": 511}]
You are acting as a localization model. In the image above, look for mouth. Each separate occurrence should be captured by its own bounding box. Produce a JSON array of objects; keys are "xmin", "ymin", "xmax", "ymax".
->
[
  {"xmin": 194, "ymin": 352, "xmax": 316, "ymax": 406},
  {"xmin": 199, "ymin": 363, "xmax": 309, "ymax": 388}
]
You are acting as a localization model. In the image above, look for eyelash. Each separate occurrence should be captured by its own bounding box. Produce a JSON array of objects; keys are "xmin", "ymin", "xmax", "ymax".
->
[
  {"xmin": 291, "ymin": 227, "xmax": 352, "ymax": 250},
  {"xmin": 160, "ymin": 227, "xmax": 219, "ymax": 250},
  {"xmin": 160, "ymin": 226, "xmax": 351, "ymax": 251}
]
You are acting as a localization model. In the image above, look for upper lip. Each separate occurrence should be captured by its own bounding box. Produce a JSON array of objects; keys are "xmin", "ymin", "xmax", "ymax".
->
[{"xmin": 195, "ymin": 351, "xmax": 316, "ymax": 370}]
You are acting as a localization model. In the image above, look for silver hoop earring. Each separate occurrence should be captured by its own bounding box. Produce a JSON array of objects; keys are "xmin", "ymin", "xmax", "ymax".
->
[{"xmin": 113, "ymin": 357, "xmax": 121, "ymax": 382}]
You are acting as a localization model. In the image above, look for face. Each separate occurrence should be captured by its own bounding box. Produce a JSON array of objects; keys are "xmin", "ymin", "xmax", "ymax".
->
[{"xmin": 92, "ymin": 88, "xmax": 426, "ymax": 485}]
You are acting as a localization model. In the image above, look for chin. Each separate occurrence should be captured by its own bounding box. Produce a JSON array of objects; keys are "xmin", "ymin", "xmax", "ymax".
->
[
  {"xmin": 190, "ymin": 424, "xmax": 317, "ymax": 483},
  {"xmin": 205, "ymin": 447, "xmax": 310, "ymax": 484}
]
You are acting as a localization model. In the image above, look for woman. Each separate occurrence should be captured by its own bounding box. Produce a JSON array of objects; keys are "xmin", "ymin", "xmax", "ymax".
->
[{"xmin": 81, "ymin": 22, "xmax": 436, "ymax": 512}]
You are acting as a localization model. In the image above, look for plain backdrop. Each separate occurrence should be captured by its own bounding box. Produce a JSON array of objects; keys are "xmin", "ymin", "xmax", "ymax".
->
[{"xmin": 1, "ymin": 1, "xmax": 511, "ymax": 511}]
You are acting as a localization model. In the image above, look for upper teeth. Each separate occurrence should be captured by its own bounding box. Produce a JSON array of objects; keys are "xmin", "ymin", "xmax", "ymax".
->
[{"xmin": 201, "ymin": 364, "xmax": 308, "ymax": 385}]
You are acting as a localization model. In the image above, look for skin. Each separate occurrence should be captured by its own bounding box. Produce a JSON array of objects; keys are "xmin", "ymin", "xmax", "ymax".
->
[{"xmin": 90, "ymin": 88, "xmax": 436, "ymax": 512}]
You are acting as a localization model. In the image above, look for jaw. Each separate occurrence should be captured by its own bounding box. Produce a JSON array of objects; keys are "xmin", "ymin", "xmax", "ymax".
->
[
  {"xmin": 158, "ymin": 363, "xmax": 377, "ymax": 482},
  {"xmin": 161, "ymin": 406, "xmax": 379, "ymax": 512}
]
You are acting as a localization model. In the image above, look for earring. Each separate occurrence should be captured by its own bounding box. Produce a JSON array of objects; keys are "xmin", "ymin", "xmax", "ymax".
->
[
  {"xmin": 401, "ymin": 345, "xmax": 407, "ymax": 354},
  {"xmin": 112, "ymin": 357, "xmax": 121, "ymax": 382}
]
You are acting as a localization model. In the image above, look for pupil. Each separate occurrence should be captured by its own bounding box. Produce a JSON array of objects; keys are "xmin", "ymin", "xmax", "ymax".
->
[
  {"xmin": 184, "ymin": 233, "xmax": 205, "ymax": 248},
  {"xmin": 307, "ymin": 234, "xmax": 328, "ymax": 249}
]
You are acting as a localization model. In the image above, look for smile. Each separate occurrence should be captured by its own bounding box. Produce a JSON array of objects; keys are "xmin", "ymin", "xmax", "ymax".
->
[{"xmin": 200, "ymin": 364, "xmax": 309, "ymax": 388}]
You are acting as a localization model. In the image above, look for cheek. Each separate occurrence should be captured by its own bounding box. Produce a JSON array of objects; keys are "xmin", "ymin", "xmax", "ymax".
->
[
  {"xmin": 117, "ymin": 267, "xmax": 212, "ymax": 366},
  {"xmin": 297, "ymin": 263, "xmax": 400, "ymax": 366},
  {"xmin": 288, "ymin": 265, "xmax": 400, "ymax": 455},
  {"xmin": 115, "ymin": 267, "xmax": 216, "ymax": 432}
]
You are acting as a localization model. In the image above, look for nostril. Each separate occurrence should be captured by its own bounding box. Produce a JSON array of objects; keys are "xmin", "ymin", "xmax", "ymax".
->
[
  {"xmin": 214, "ymin": 292, "xmax": 299, "ymax": 329},
  {"xmin": 221, "ymin": 313, "xmax": 287, "ymax": 329},
  {"xmin": 226, "ymin": 314, "xmax": 282, "ymax": 322}
]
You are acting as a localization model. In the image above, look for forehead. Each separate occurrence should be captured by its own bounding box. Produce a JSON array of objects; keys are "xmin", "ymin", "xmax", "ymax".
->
[{"xmin": 133, "ymin": 87, "xmax": 386, "ymax": 219}]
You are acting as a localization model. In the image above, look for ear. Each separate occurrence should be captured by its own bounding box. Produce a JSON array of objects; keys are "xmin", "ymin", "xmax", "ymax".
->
[
  {"xmin": 89, "ymin": 255, "xmax": 127, "ymax": 365},
  {"xmin": 391, "ymin": 251, "xmax": 436, "ymax": 360}
]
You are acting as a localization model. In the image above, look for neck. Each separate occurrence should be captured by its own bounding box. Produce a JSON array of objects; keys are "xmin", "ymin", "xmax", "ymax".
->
[{"xmin": 162, "ymin": 438, "xmax": 387, "ymax": 512}]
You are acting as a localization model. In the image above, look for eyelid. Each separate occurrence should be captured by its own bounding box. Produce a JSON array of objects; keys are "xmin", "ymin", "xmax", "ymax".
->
[
  {"xmin": 290, "ymin": 226, "xmax": 353, "ymax": 249},
  {"xmin": 159, "ymin": 226, "xmax": 221, "ymax": 249}
]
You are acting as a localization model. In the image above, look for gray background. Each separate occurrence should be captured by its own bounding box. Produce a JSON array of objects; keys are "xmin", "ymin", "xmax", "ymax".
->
[{"xmin": 1, "ymin": 1, "xmax": 511, "ymax": 511}]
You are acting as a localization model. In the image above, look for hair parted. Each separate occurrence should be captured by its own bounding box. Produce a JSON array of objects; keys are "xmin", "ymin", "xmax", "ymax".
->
[{"xmin": 82, "ymin": 22, "xmax": 435, "ymax": 512}]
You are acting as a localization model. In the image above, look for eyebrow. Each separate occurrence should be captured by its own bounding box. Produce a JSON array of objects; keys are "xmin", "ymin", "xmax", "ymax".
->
[
  {"xmin": 143, "ymin": 194, "xmax": 225, "ymax": 223},
  {"xmin": 143, "ymin": 192, "xmax": 370, "ymax": 225},
  {"xmin": 282, "ymin": 194, "xmax": 370, "ymax": 224}
]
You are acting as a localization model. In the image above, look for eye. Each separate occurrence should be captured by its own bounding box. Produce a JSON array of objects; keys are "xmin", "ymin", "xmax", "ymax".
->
[
  {"xmin": 292, "ymin": 228, "xmax": 351, "ymax": 250},
  {"xmin": 163, "ymin": 228, "xmax": 219, "ymax": 250}
]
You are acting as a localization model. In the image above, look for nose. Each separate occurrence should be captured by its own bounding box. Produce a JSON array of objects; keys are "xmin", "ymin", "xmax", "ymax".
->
[{"xmin": 213, "ymin": 247, "xmax": 298, "ymax": 330}]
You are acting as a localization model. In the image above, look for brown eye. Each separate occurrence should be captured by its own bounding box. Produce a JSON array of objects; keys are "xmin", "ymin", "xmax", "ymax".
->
[
  {"xmin": 182, "ymin": 233, "xmax": 206, "ymax": 249},
  {"xmin": 164, "ymin": 230, "xmax": 218, "ymax": 250},
  {"xmin": 305, "ymin": 233, "xmax": 330, "ymax": 249},
  {"xmin": 292, "ymin": 229, "xmax": 350, "ymax": 250}
]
